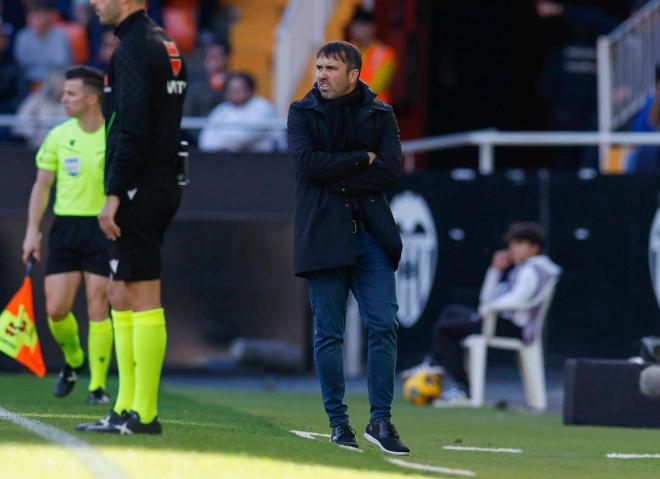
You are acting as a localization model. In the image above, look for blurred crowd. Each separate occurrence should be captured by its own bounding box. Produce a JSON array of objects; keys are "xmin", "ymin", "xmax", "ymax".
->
[
  {"xmin": 2, "ymin": 0, "xmax": 658, "ymax": 165},
  {"xmin": 0, "ymin": 1, "xmax": 401, "ymax": 154},
  {"xmin": 0, "ymin": 0, "xmax": 287, "ymax": 152},
  {"xmin": 535, "ymin": 0, "xmax": 659, "ymax": 171}
]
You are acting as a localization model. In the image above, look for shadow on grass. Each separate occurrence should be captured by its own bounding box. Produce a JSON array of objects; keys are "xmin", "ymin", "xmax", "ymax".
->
[
  {"xmin": 0, "ymin": 373, "xmax": 423, "ymax": 477},
  {"xmin": 6, "ymin": 373, "xmax": 660, "ymax": 479}
]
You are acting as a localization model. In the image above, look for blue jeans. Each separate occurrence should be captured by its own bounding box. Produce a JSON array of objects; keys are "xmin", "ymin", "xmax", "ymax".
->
[{"xmin": 307, "ymin": 231, "xmax": 399, "ymax": 427}]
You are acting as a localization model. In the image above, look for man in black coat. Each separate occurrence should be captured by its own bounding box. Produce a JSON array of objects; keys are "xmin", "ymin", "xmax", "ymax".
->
[{"xmin": 288, "ymin": 41, "xmax": 409, "ymax": 455}]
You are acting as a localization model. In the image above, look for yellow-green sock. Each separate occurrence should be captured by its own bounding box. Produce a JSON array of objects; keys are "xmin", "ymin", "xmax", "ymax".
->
[
  {"xmin": 87, "ymin": 319, "xmax": 113, "ymax": 392},
  {"xmin": 111, "ymin": 309, "xmax": 134, "ymax": 415},
  {"xmin": 132, "ymin": 308, "xmax": 167, "ymax": 423},
  {"xmin": 48, "ymin": 313, "xmax": 84, "ymax": 369}
]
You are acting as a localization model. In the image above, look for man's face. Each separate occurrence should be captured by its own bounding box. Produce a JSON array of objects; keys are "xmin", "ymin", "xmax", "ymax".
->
[
  {"xmin": 315, "ymin": 55, "xmax": 358, "ymax": 100},
  {"xmin": 226, "ymin": 77, "xmax": 251, "ymax": 106},
  {"xmin": 508, "ymin": 240, "xmax": 540, "ymax": 264},
  {"xmin": 204, "ymin": 45, "xmax": 228, "ymax": 75},
  {"xmin": 27, "ymin": 10, "xmax": 53, "ymax": 36},
  {"xmin": 62, "ymin": 79, "xmax": 96, "ymax": 118},
  {"xmin": 348, "ymin": 20, "xmax": 375, "ymax": 47},
  {"xmin": 90, "ymin": 0, "xmax": 123, "ymax": 26}
]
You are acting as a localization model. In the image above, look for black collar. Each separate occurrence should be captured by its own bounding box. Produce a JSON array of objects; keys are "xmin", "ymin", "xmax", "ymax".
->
[
  {"xmin": 114, "ymin": 9, "xmax": 148, "ymax": 39},
  {"xmin": 298, "ymin": 80, "xmax": 384, "ymax": 112}
]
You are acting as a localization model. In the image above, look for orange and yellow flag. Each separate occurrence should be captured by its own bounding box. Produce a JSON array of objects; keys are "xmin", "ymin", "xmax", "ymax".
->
[{"xmin": 0, "ymin": 274, "xmax": 46, "ymax": 377}]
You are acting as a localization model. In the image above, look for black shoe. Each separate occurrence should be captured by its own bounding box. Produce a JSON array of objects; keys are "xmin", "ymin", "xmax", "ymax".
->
[
  {"xmin": 54, "ymin": 360, "xmax": 86, "ymax": 398},
  {"xmin": 76, "ymin": 409, "xmax": 128, "ymax": 432},
  {"xmin": 330, "ymin": 423, "xmax": 358, "ymax": 448},
  {"xmin": 87, "ymin": 388, "xmax": 110, "ymax": 405},
  {"xmin": 111, "ymin": 411, "xmax": 162, "ymax": 435},
  {"xmin": 363, "ymin": 419, "xmax": 410, "ymax": 455}
]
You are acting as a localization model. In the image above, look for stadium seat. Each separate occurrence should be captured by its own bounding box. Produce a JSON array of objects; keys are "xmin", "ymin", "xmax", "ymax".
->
[
  {"xmin": 58, "ymin": 22, "xmax": 90, "ymax": 65},
  {"xmin": 462, "ymin": 278, "xmax": 559, "ymax": 411},
  {"xmin": 163, "ymin": 7, "xmax": 197, "ymax": 53}
]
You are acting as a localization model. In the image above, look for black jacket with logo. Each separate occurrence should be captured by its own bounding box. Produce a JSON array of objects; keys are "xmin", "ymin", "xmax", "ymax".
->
[
  {"xmin": 288, "ymin": 81, "xmax": 403, "ymax": 276},
  {"xmin": 103, "ymin": 9, "xmax": 187, "ymax": 196}
]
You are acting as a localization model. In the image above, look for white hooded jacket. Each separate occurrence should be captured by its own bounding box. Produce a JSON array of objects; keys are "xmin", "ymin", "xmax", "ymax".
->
[{"xmin": 478, "ymin": 255, "xmax": 562, "ymax": 339}]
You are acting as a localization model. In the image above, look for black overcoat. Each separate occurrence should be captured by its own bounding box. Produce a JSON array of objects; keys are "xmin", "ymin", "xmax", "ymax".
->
[{"xmin": 288, "ymin": 81, "xmax": 403, "ymax": 277}]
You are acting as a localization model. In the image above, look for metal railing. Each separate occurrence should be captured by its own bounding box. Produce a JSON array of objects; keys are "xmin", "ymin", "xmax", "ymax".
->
[
  {"xmin": 401, "ymin": 130, "xmax": 660, "ymax": 174},
  {"xmin": 598, "ymin": 0, "xmax": 660, "ymax": 133},
  {"xmin": 5, "ymin": 113, "xmax": 660, "ymax": 175},
  {"xmin": 0, "ymin": 115, "xmax": 287, "ymax": 131},
  {"xmin": 273, "ymin": 0, "xmax": 336, "ymax": 117}
]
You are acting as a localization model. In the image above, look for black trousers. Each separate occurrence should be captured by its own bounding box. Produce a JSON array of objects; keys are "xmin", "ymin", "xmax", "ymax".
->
[{"xmin": 431, "ymin": 312, "xmax": 522, "ymax": 389}]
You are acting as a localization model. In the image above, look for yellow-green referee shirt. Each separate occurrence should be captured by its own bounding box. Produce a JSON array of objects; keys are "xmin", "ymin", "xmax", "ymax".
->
[{"xmin": 36, "ymin": 118, "xmax": 106, "ymax": 216}]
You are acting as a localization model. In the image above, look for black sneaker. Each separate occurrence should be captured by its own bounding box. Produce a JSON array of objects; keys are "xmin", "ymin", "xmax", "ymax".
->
[
  {"xmin": 363, "ymin": 419, "xmax": 410, "ymax": 455},
  {"xmin": 76, "ymin": 409, "xmax": 128, "ymax": 432},
  {"xmin": 330, "ymin": 423, "xmax": 358, "ymax": 449},
  {"xmin": 87, "ymin": 388, "xmax": 110, "ymax": 405},
  {"xmin": 111, "ymin": 411, "xmax": 162, "ymax": 435},
  {"xmin": 54, "ymin": 360, "xmax": 86, "ymax": 398}
]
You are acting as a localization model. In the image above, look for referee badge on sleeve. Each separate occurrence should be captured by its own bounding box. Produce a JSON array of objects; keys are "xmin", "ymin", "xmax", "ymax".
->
[{"xmin": 64, "ymin": 157, "xmax": 81, "ymax": 176}]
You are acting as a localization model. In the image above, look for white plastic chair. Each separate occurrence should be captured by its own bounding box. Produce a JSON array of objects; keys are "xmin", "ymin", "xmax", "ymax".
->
[{"xmin": 462, "ymin": 279, "xmax": 559, "ymax": 411}]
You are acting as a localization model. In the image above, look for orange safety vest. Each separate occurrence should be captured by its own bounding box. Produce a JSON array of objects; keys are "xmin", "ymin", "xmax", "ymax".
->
[{"xmin": 360, "ymin": 41, "xmax": 396, "ymax": 104}]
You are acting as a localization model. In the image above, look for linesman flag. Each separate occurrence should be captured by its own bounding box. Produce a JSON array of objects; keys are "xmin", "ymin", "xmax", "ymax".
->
[{"xmin": 0, "ymin": 258, "xmax": 46, "ymax": 377}]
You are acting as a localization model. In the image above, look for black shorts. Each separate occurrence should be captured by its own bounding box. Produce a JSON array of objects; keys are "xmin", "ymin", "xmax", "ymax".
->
[
  {"xmin": 47, "ymin": 216, "xmax": 110, "ymax": 277},
  {"xmin": 109, "ymin": 187, "xmax": 181, "ymax": 281}
]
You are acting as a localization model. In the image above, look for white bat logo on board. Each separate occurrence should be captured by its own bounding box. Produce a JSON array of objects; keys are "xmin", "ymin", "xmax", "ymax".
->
[
  {"xmin": 390, "ymin": 191, "xmax": 438, "ymax": 328},
  {"xmin": 650, "ymin": 207, "xmax": 660, "ymax": 310}
]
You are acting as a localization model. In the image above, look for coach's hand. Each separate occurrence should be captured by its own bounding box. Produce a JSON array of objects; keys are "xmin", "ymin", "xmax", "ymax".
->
[
  {"xmin": 22, "ymin": 230, "xmax": 42, "ymax": 263},
  {"xmin": 99, "ymin": 195, "xmax": 121, "ymax": 241}
]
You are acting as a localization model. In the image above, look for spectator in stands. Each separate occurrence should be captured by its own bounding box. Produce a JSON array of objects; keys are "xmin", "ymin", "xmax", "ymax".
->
[
  {"xmin": 89, "ymin": 29, "xmax": 118, "ymax": 71},
  {"xmin": 197, "ymin": 0, "xmax": 234, "ymax": 47},
  {"xmin": 0, "ymin": 24, "xmax": 25, "ymax": 114},
  {"xmin": 627, "ymin": 65, "xmax": 660, "ymax": 172},
  {"xmin": 13, "ymin": 69, "xmax": 66, "ymax": 149},
  {"xmin": 537, "ymin": 0, "xmax": 620, "ymax": 168},
  {"xmin": 425, "ymin": 222, "xmax": 561, "ymax": 402},
  {"xmin": 535, "ymin": 1, "xmax": 620, "ymax": 36},
  {"xmin": 14, "ymin": 0, "xmax": 72, "ymax": 87},
  {"xmin": 183, "ymin": 39, "xmax": 231, "ymax": 118},
  {"xmin": 198, "ymin": 72, "xmax": 282, "ymax": 153},
  {"xmin": 72, "ymin": 0, "xmax": 93, "ymax": 25},
  {"xmin": 347, "ymin": 7, "xmax": 396, "ymax": 104}
]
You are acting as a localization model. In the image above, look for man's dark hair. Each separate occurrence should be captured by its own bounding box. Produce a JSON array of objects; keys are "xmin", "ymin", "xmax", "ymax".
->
[
  {"xmin": 350, "ymin": 6, "xmax": 375, "ymax": 24},
  {"xmin": 27, "ymin": 0, "xmax": 55, "ymax": 12},
  {"xmin": 65, "ymin": 66, "xmax": 104, "ymax": 95},
  {"xmin": 207, "ymin": 38, "xmax": 231, "ymax": 56},
  {"xmin": 316, "ymin": 41, "xmax": 362, "ymax": 73},
  {"xmin": 228, "ymin": 72, "xmax": 255, "ymax": 92},
  {"xmin": 504, "ymin": 222, "xmax": 546, "ymax": 249}
]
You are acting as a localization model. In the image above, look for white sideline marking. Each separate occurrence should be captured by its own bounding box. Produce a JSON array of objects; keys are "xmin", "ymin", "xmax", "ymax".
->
[
  {"xmin": 290, "ymin": 430, "xmax": 331, "ymax": 440},
  {"xmin": 386, "ymin": 458, "xmax": 476, "ymax": 477},
  {"xmin": 290, "ymin": 430, "xmax": 363, "ymax": 452},
  {"xmin": 444, "ymin": 445, "xmax": 522, "ymax": 454},
  {"xmin": 0, "ymin": 406, "xmax": 129, "ymax": 479},
  {"xmin": 607, "ymin": 453, "xmax": 660, "ymax": 459}
]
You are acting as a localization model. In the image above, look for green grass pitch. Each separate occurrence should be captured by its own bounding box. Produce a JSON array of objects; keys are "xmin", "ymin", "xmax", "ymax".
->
[{"xmin": 1, "ymin": 373, "xmax": 659, "ymax": 478}]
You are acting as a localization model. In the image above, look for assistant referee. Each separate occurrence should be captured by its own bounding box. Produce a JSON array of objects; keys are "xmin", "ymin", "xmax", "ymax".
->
[
  {"xmin": 23, "ymin": 66, "xmax": 113, "ymax": 405},
  {"xmin": 78, "ymin": 0, "xmax": 187, "ymax": 434}
]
